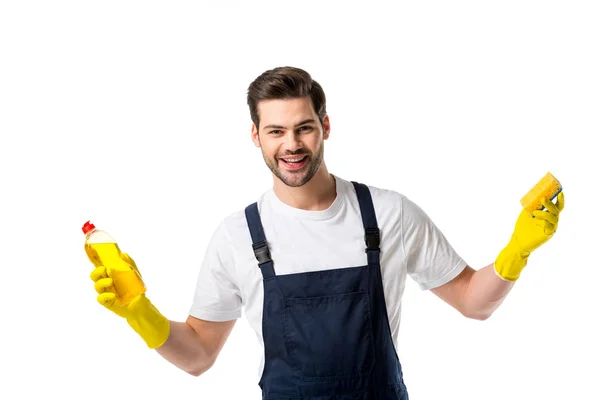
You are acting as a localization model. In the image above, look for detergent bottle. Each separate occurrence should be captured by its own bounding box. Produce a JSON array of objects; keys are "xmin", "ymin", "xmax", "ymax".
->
[{"xmin": 82, "ymin": 221, "xmax": 146, "ymax": 305}]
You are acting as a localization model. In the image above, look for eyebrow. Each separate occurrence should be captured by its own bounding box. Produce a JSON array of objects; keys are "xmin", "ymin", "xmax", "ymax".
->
[{"xmin": 263, "ymin": 119, "xmax": 317, "ymax": 130}]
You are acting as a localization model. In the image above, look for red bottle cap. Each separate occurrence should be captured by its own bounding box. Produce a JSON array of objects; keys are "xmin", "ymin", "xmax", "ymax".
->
[{"xmin": 82, "ymin": 221, "xmax": 96, "ymax": 234}]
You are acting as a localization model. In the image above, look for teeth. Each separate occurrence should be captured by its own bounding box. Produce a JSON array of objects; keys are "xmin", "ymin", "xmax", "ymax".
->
[{"xmin": 283, "ymin": 157, "xmax": 305, "ymax": 163}]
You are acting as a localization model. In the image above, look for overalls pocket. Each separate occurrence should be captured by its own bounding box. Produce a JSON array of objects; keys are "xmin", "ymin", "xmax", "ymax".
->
[{"xmin": 283, "ymin": 290, "xmax": 376, "ymax": 382}]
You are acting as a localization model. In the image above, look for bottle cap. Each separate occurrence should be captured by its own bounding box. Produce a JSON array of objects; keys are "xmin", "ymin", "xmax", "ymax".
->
[{"xmin": 82, "ymin": 221, "xmax": 96, "ymax": 234}]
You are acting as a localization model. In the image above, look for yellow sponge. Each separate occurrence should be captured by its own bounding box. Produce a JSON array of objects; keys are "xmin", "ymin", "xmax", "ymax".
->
[{"xmin": 520, "ymin": 172, "xmax": 562, "ymax": 214}]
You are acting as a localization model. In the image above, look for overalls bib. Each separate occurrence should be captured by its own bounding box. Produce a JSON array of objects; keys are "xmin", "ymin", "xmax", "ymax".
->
[{"xmin": 244, "ymin": 181, "xmax": 408, "ymax": 399}]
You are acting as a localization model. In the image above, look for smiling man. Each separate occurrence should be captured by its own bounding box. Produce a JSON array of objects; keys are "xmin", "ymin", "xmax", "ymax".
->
[{"xmin": 90, "ymin": 66, "xmax": 565, "ymax": 399}]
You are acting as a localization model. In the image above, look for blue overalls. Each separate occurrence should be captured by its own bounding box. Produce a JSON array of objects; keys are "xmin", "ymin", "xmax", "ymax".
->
[{"xmin": 244, "ymin": 181, "xmax": 408, "ymax": 399}]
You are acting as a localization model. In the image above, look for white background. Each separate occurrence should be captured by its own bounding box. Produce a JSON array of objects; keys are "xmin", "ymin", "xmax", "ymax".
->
[{"xmin": 1, "ymin": 1, "xmax": 598, "ymax": 399}]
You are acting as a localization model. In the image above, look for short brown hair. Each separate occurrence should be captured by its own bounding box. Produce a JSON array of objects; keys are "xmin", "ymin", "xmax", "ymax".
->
[{"xmin": 247, "ymin": 66, "xmax": 327, "ymax": 129}]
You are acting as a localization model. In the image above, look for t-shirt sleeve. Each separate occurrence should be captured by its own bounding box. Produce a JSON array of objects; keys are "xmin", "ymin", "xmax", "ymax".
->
[
  {"xmin": 188, "ymin": 220, "xmax": 242, "ymax": 321},
  {"xmin": 401, "ymin": 195, "xmax": 468, "ymax": 290}
]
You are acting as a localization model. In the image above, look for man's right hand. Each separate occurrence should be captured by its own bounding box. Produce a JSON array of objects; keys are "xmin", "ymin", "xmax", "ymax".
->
[{"xmin": 90, "ymin": 257, "xmax": 171, "ymax": 349}]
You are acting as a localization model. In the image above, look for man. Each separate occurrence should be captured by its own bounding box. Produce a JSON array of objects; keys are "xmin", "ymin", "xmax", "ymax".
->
[{"xmin": 90, "ymin": 66, "xmax": 564, "ymax": 399}]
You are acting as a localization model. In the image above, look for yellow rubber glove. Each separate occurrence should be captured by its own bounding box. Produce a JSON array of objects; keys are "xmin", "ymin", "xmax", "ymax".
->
[
  {"xmin": 90, "ymin": 253, "xmax": 170, "ymax": 349},
  {"xmin": 494, "ymin": 191, "xmax": 565, "ymax": 281}
]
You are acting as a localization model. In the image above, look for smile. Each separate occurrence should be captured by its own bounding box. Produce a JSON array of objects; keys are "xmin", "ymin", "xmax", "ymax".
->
[{"xmin": 279, "ymin": 156, "xmax": 308, "ymax": 170}]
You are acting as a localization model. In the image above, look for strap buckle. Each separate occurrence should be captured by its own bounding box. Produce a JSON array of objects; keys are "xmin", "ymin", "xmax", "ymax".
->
[
  {"xmin": 364, "ymin": 228, "xmax": 380, "ymax": 252},
  {"xmin": 252, "ymin": 240, "xmax": 272, "ymax": 264}
]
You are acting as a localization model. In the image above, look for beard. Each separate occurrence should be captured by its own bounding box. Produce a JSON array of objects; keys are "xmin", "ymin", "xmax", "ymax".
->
[{"xmin": 262, "ymin": 141, "xmax": 324, "ymax": 188}]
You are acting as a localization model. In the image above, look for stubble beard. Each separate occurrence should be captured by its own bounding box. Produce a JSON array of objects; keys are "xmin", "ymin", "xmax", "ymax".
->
[{"xmin": 263, "ymin": 140, "xmax": 324, "ymax": 188}]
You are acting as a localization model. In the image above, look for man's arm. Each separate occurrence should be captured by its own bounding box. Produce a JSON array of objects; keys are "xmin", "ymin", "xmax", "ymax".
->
[
  {"xmin": 91, "ymin": 250, "xmax": 238, "ymax": 377},
  {"xmin": 430, "ymin": 264, "xmax": 514, "ymax": 320},
  {"xmin": 430, "ymin": 191, "xmax": 564, "ymax": 320},
  {"xmin": 92, "ymin": 264, "xmax": 237, "ymax": 376},
  {"xmin": 156, "ymin": 317, "xmax": 236, "ymax": 376}
]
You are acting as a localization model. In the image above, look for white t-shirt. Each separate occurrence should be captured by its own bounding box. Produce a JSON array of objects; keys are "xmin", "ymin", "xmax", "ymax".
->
[{"xmin": 189, "ymin": 174, "xmax": 467, "ymax": 378}]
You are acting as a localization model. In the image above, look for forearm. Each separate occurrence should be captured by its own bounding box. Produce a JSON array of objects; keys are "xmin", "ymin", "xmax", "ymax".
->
[
  {"xmin": 155, "ymin": 321, "xmax": 214, "ymax": 376},
  {"xmin": 463, "ymin": 263, "xmax": 515, "ymax": 320}
]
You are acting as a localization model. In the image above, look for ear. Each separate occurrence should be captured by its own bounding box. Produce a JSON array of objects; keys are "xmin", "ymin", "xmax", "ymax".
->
[
  {"xmin": 251, "ymin": 123, "xmax": 261, "ymax": 147},
  {"xmin": 322, "ymin": 115, "xmax": 331, "ymax": 140}
]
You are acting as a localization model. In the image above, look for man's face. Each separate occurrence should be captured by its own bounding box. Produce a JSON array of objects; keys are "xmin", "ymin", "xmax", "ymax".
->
[{"xmin": 251, "ymin": 97, "xmax": 330, "ymax": 188}]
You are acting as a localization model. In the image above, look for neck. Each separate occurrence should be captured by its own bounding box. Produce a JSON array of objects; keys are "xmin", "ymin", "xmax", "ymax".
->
[{"xmin": 273, "ymin": 164, "xmax": 337, "ymax": 211}]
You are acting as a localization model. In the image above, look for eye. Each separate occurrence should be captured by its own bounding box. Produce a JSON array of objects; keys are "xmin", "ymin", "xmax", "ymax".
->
[
  {"xmin": 298, "ymin": 126, "xmax": 313, "ymax": 132},
  {"xmin": 269, "ymin": 130, "xmax": 283, "ymax": 135}
]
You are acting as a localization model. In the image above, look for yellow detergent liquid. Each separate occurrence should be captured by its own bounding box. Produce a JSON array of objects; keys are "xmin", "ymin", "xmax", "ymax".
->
[{"xmin": 82, "ymin": 221, "xmax": 146, "ymax": 305}]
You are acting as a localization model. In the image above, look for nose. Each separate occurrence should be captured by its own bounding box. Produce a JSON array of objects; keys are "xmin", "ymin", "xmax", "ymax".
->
[{"xmin": 282, "ymin": 130, "xmax": 303, "ymax": 153}]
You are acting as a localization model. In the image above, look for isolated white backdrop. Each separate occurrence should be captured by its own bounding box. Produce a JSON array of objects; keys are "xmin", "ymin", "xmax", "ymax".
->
[{"xmin": 1, "ymin": 1, "xmax": 598, "ymax": 399}]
